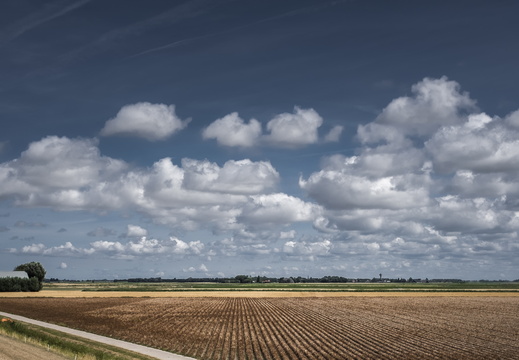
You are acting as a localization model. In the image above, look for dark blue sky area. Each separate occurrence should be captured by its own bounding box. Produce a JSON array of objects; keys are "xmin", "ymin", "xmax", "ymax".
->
[{"xmin": 2, "ymin": 0, "xmax": 518, "ymax": 162}]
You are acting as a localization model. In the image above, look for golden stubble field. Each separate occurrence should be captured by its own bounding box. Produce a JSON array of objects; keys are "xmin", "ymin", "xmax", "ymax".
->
[
  {"xmin": 2, "ymin": 289, "xmax": 519, "ymax": 297},
  {"xmin": 1, "ymin": 292, "xmax": 519, "ymax": 360}
]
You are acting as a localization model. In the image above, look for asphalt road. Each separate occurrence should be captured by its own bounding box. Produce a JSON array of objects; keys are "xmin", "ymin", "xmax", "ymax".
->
[{"xmin": 0, "ymin": 312, "xmax": 194, "ymax": 360}]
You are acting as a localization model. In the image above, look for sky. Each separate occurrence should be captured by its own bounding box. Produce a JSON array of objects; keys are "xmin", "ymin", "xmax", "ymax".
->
[{"xmin": 1, "ymin": 0, "xmax": 519, "ymax": 281}]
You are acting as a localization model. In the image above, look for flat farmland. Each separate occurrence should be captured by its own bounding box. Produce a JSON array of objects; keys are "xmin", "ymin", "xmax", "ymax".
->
[{"xmin": 1, "ymin": 296, "xmax": 518, "ymax": 359}]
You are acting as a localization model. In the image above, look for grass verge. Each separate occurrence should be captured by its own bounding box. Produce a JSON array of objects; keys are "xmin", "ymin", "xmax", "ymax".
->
[{"xmin": 0, "ymin": 319, "xmax": 158, "ymax": 360}]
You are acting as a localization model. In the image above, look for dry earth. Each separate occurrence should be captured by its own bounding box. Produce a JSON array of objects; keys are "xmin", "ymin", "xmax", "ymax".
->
[
  {"xmin": 1, "ymin": 295, "xmax": 518, "ymax": 359},
  {"xmin": 0, "ymin": 334, "xmax": 69, "ymax": 360}
]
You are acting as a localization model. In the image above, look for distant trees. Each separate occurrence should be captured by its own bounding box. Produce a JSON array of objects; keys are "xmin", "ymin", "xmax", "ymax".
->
[
  {"xmin": 320, "ymin": 276, "xmax": 349, "ymax": 283},
  {"xmin": 235, "ymin": 275, "xmax": 252, "ymax": 283},
  {"xmin": 14, "ymin": 262, "xmax": 46, "ymax": 291},
  {"xmin": 0, "ymin": 261, "xmax": 46, "ymax": 292},
  {"xmin": 0, "ymin": 276, "xmax": 40, "ymax": 292}
]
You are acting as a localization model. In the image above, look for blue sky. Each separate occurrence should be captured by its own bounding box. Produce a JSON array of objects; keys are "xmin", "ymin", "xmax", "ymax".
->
[{"xmin": 1, "ymin": 0, "xmax": 519, "ymax": 280}]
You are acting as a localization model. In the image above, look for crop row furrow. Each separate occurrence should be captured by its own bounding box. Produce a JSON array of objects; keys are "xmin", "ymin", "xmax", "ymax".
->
[
  {"xmin": 1, "ymin": 296, "xmax": 519, "ymax": 360},
  {"xmin": 357, "ymin": 305, "xmax": 517, "ymax": 357},
  {"xmin": 239, "ymin": 298, "xmax": 261, "ymax": 360},
  {"xmin": 396, "ymin": 307, "xmax": 519, "ymax": 348},
  {"xmin": 332, "ymin": 305, "xmax": 481, "ymax": 358},
  {"xmin": 248, "ymin": 298, "xmax": 325, "ymax": 360},
  {"xmin": 246, "ymin": 299, "xmax": 280, "ymax": 359},
  {"xmin": 280, "ymin": 298, "xmax": 451, "ymax": 359},
  {"xmin": 260, "ymin": 298, "xmax": 377, "ymax": 359},
  {"xmin": 280, "ymin": 298, "xmax": 429, "ymax": 359},
  {"xmin": 395, "ymin": 312, "xmax": 519, "ymax": 355},
  {"xmin": 253, "ymin": 298, "xmax": 302, "ymax": 359},
  {"xmin": 311, "ymin": 298, "xmax": 507, "ymax": 358},
  {"xmin": 186, "ymin": 299, "xmax": 230, "ymax": 358},
  {"xmin": 201, "ymin": 298, "xmax": 235, "ymax": 360},
  {"xmin": 141, "ymin": 299, "xmax": 209, "ymax": 354}
]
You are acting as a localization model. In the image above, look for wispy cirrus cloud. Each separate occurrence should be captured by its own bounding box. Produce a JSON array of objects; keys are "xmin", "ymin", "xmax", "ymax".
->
[
  {"xmin": 63, "ymin": 0, "xmax": 221, "ymax": 62},
  {"xmin": 0, "ymin": 0, "xmax": 90, "ymax": 45}
]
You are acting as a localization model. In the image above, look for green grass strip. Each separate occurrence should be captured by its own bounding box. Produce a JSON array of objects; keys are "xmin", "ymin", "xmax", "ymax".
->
[{"xmin": 0, "ymin": 320, "xmax": 156, "ymax": 360}]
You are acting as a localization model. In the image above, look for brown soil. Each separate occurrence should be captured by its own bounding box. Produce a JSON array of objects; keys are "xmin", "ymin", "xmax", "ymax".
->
[{"xmin": 1, "ymin": 296, "xmax": 518, "ymax": 359}]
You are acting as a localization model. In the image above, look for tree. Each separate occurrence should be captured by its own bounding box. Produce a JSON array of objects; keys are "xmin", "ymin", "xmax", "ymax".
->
[
  {"xmin": 14, "ymin": 262, "xmax": 46, "ymax": 290},
  {"xmin": 234, "ymin": 275, "xmax": 248, "ymax": 284},
  {"xmin": 235, "ymin": 275, "xmax": 252, "ymax": 283},
  {"xmin": 28, "ymin": 277, "xmax": 40, "ymax": 292}
]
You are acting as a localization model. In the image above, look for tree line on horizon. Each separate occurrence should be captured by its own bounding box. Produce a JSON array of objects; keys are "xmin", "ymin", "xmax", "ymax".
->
[
  {"xmin": 46, "ymin": 275, "xmax": 481, "ymax": 284},
  {"xmin": 0, "ymin": 262, "xmax": 46, "ymax": 292}
]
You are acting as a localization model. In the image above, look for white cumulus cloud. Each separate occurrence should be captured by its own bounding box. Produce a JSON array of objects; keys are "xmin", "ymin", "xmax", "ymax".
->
[
  {"xmin": 300, "ymin": 157, "xmax": 430, "ymax": 210},
  {"xmin": 426, "ymin": 113, "xmax": 519, "ymax": 174},
  {"xmin": 300, "ymin": 76, "xmax": 519, "ymax": 268},
  {"xmin": 202, "ymin": 112, "xmax": 262, "ymax": 147},
  {"xmin": 126, "ymin": 224, "xmax": 148, "ymax": 237},
  {"xmin": 182, "ymin": 158, "xmax": 279, "ymax": 195},
  {"xmin": 100, "ymin": 102, "xmax": 189, "ymax": 141},
  {"xmin": 265, "ymin": 107, "xmax": 323, "ymax": 148},
  {"xmin": 240, "ymin": 193, "xmax": 320, "ymax": 225},
  {"xmin": 0, "ymin": 136, "xmax": 126, "ymax": 210},
  {"xmin": 371, "ymin": 76, "xmax": 476, "ymax": 137},
  {"xmin": 203, "ymin": 107, "xmax": 336, "ymax": 148},
  {"xmin": 4, "ymin": 77, "xmax": 519, "ymax": 276},
  {"xmin": 282, "ymin": 239, "xmax": 332, "ymax": 258},
  {"xmin": 11, "ymin": 236, "xmax": 205, "ymax": 260},
  {"xmin": 0, "ymin": 136, "xmax": 303, "ymax": 233}
]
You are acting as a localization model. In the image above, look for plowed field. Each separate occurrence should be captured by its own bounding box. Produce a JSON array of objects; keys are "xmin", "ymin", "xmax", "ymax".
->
[{"xmin": 0, "ymin": 296, "xmax": 518, "ymax": 359}]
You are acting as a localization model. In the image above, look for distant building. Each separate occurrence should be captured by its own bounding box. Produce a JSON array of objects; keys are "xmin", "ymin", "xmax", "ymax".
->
[{"xmin": 0, "ymin": 271, "xmax": 29, "ymax": 279}]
